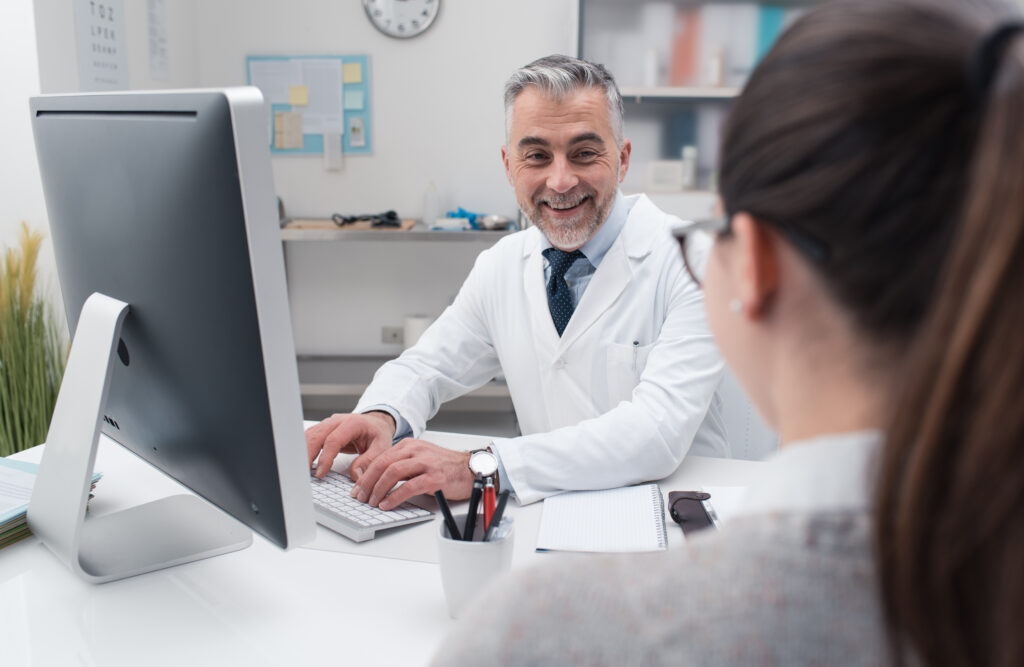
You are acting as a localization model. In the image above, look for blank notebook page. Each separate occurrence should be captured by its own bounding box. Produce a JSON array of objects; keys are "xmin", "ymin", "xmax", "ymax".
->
[{"xmin": 536, "ymin": 484, "xmax": 667, "ymax": 553}]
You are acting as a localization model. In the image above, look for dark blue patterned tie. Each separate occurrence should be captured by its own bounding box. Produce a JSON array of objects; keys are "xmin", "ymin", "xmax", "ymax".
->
[{"xmin": 543, "ymin": 247, "xmax": 584, "ymax": 336}]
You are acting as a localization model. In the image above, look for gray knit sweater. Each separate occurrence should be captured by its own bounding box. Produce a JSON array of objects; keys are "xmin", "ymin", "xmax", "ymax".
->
[{"xmin": 432, "ymin": 510, "xmax": 893, "ymax": 665}]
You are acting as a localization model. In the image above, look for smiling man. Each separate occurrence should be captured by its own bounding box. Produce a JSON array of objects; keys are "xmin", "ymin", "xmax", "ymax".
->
[{"xmin": 306, "ymin": 55, "xmax": 727, "ymax": 509}]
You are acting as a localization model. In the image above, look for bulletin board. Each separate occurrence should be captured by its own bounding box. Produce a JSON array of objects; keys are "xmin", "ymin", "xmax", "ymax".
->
[{"xmin": 246, "ymin": 54, "xmax": 372, "ymax": 155}]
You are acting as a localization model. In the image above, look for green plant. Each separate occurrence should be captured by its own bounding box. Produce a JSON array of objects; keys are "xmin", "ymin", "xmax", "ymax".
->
[{"xmin": 0, "ymin": 222, "xmax": 66, "ymax": 456}]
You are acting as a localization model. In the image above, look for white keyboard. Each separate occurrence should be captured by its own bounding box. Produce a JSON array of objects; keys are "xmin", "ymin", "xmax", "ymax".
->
[{"xmin": 310, "ymin": 470, "xmax": 434, "ymax": 543}]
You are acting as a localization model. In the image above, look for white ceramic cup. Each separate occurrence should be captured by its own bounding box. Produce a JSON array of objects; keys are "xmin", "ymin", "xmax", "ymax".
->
[{"xmin": 436, "ymin": 513, "xmax": 515, "ymax": 619}]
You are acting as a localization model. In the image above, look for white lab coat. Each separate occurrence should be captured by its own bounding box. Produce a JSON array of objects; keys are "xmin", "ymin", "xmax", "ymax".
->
[{"xmin": 356, "ymin": 194, "xmax": 727, "ymax": 504}]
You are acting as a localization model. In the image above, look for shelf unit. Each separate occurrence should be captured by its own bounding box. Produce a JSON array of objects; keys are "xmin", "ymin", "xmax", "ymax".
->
[
  {"xmin": 281, "ymin": 227, "xmax": 515, "ymax": 243},
  {"xmin": 280, "ymin": 220, "xmax": 516, "ymax": 243},
  {"xmin": 297, "ymin": 355, "xmax": 518, "ymax": 436},
  {"xmin": 579, "ymin": 0, "xmax": 819, "ymax": 195},
  {"xmin": 619, "ymin": 86, "xmax": 740, "ymax": 102}
]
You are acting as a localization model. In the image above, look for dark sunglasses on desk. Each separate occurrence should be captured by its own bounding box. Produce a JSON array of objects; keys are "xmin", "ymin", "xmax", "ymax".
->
[{"xmin": 668, "ymin": 490, "xmax": 716, "ymax": 536}]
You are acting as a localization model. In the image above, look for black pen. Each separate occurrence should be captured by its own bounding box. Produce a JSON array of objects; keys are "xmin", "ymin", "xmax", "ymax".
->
[
  {"xmin": 463, "ymin": 477, "xmax": 483, "ymax": 541},
  {"xmin": 434, "ymin": 490, "xmax": 461, "ymax": 541},
  {"xmin": 483, "ymin": 489, "xmax": 510, "ymax": 542}
]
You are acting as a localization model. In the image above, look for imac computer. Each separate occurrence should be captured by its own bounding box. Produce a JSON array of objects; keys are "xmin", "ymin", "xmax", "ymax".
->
[{"xmin": 26, "ymin": 88, "xmax": 316, "ymax": 583}]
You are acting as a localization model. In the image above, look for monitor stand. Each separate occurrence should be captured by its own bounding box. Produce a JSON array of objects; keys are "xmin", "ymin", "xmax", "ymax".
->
[{"xmin": 27, "ymin": 292, "xmax": 253, "ymax": 584}]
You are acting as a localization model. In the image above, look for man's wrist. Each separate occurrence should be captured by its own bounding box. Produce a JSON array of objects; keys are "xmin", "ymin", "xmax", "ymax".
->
[{"xmin": 364, "ymin": 410, "xmax": 397, "ymax": 437}]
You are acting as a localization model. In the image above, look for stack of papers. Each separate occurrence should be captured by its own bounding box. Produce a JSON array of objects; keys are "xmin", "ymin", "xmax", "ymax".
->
[{"xmin": 0, "ymin": 457, "xmax": 101, "ymax": 550}]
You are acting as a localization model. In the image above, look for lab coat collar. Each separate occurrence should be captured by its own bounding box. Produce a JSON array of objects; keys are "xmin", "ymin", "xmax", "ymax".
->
[
  {"xmin": 558, "ymin": 194, "xmax": 664, "ymax": 351},
  {"xmin": 521, "ymin": 192, "xmax": 669, "ymax": 351}
]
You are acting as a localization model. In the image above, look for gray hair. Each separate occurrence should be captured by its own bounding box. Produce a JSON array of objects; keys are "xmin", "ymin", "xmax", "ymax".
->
[{"xmin": 503, "ymin": 54, "xmax": 625, "ymax": 147}]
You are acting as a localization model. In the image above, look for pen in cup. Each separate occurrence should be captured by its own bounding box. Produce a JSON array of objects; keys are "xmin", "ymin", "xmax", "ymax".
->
[
  {"xmin": 483, "ymin": 477, "xmax": 496, "ymax": 530},
  {"xmin": 463, "ymin": 477, "xmax": 483, "ymax": 541},
  {"xmin": 633, "ymin": 340, "xmax": 639, "ymax": 372},
  {"xmin": 483, "ymin": 489, "xmax": 510, "ymax": 542},
  {"xmin": 434, "ymin": 490, "xmax": 461, "ymax": 541}
]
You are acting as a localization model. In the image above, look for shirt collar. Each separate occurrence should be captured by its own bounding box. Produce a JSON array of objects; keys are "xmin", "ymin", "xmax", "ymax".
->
[
  {"xmin": 733, "ymin": 430, "xmax": 883, "ymax": 518},
  {"xmin": 539, "ymin": 190, "xmax": 630, "ymax": 270}
]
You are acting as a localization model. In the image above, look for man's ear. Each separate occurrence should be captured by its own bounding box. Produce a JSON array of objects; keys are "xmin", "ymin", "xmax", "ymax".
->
[
  {"xmin": 617, "ymin": 139, "xmax": 632, "ymax": 183},
  {"xmin": 501, "ymin": 145, "xmax": 513, "ymax": 186},
  {"xmin": 731, "ymin": 212, "xmax": 780, "ymax": 318}
]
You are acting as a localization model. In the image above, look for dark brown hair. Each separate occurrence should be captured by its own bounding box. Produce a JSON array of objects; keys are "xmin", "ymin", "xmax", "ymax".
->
[
  {"xmin": 875, "ymin": 14, "xmax": 1024, "ymax": 667},
  {"xmin": 721, "ymin": 0, "xmax": 995, "ymax": 346},
  {"xmin": 720, "ymin": 0, "xmax": 1024, "ymax": 663}
]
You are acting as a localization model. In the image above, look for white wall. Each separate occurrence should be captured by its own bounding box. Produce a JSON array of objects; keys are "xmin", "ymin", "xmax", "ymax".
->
[
  {"xmin": 36, "ymin": 0, "xmax": 578, "ymax": 220},
  {"xmin": 26, "ymin": 0, "xmax": 578, "ymax": 355},
  {"xmin": 192, "ymin": 0, "xmax": 580, "ymax": 355},
  {"xmin": 1, "ymin": 0, "xmax": 62, "ymax": 324},
  {"xmin": 34, "ymin": 0, "xmax": 200, "ymax": 93},
  {"xmin": 194, "ymin": 0, "xmax": 578, "ymax": 221}
]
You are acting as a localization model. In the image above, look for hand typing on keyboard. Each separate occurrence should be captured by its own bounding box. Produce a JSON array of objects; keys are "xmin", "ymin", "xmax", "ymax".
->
[
  {"xmin": 306, "ymin": 411, "xmax": 396, "ymax": 479},
  {"xmin": 306, "ymin": 413, "xmax": 477, "ymax": 512},
  {"xmin": 348, "ymin": 437, "xmax": 475, "ymax": 511}
]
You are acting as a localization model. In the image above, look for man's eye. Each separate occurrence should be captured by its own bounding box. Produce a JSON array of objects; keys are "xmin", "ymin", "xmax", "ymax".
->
[
  {"xmin": 576, "ymin": 150, "xmax": 598, "ymax": 160},
  {"xmin": 525, "ymin": 152, "xmax": 548, "ymax": 162}
]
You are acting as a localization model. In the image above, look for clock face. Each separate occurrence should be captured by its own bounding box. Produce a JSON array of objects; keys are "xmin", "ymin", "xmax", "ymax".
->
[{"xmin": 363, "ymin": 0, "xmax": 440, "ymax": 39}]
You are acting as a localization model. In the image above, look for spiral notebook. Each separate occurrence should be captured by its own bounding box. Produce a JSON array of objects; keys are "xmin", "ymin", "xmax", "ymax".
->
[{"xmin": 536, "ymin": 483, "xmax": 667, "ymax": 553}]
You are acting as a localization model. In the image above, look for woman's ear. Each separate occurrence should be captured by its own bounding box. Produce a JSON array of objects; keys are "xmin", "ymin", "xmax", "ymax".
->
[{"xmin": 731, "ymin": 213, "xmax": 780, "ymax": 318}]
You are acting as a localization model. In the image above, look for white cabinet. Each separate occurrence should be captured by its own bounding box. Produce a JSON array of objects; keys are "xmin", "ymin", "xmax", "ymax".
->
[{"xmin": 579, "ymin": 0, "xmax": 817, "ymax": 203}]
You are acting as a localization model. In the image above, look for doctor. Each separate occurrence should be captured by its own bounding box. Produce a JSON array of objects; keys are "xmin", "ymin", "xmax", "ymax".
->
[{"xmin": 307, "ymin": 55, "xmax": 727, "ymax": 507}]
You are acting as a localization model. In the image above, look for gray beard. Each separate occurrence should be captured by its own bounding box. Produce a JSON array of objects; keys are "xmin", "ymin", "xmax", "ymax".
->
[
  {"xmin": 536, "ymin": 211, "xmax": 602, "ymax": 250},
  {"xmin": 528, "ymin": 186, "xmax": 616, "ymax": 250}
]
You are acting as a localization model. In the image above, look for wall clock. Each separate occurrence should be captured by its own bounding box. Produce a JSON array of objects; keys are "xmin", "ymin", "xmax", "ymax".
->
[{"xmin": 362, "ymin": 0, "xmax": 440, "ymax": 39}]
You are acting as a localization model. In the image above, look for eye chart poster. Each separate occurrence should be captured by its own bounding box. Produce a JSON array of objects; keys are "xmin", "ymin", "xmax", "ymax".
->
[{"xmin": 75, "ymin": 0, "xmax": 128, "ymax": 91}]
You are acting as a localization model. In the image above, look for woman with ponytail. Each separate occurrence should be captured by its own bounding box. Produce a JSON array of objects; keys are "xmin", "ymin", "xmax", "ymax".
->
[{"xmin": 434, "ymin": 0, "xmax": 1024, "ymax": 664}]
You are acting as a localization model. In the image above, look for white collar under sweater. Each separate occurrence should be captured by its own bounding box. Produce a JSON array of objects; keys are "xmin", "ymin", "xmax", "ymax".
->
[{"xmin": 733, "ymin": 430, "xmax": 883, "ymax": 518}]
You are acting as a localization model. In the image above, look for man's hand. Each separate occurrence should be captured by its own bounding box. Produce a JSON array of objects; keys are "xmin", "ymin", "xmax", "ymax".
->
[
  {"xmin": 306, "ymin": 411, "xmax": 397, "ymax": 478},
  {"xmin": 350, "ymin": 438, "xmax": 475, "ymax": 510}
]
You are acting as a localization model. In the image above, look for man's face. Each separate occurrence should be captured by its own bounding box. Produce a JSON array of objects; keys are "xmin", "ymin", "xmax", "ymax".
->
[{"xmin": 502, "ymin": 87, "xmax": 631, "ymax": 251}]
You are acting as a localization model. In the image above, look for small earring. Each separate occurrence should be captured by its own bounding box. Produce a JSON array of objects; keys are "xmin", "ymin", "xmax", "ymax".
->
[{"xmin": 729, "ymin": 299, "xmax": 743, "ymax": 314}]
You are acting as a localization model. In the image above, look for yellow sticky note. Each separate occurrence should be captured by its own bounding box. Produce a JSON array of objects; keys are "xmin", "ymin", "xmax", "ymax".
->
[
  {"xmin": 289, "ymin": 85, "xmax": 309, "ymax": 105},
  {"xmin": 342, "ymin": 63, "xmax": 363, "ymax": 84}
]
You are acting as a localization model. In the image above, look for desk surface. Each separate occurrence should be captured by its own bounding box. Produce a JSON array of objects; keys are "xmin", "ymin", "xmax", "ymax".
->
[{"xmin": 0, "ymin": 432, "xmax": 763, "ymax": 667}]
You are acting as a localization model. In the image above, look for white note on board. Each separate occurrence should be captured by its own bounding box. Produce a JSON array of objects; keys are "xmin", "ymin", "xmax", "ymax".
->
[{"xmin": 536, "ymin": 484, "xmax": 667, "ymax": 553}]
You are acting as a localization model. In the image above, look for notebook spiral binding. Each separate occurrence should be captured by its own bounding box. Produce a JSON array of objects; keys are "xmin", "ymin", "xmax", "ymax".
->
[{"xmin": 652, "ymin": 484, "xmax": 668, "ymax": 549}]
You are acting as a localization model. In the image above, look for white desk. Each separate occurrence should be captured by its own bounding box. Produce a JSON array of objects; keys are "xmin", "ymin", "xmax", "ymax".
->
[{"xmin": 0, "ymin": 432, "xmax": 764, "ymax": 667}]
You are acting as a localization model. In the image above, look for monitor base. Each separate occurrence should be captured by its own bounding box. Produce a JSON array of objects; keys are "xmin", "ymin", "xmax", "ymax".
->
[{"xmin": 27, "ymin": 292, "xmax": 253, "ymax": 584}]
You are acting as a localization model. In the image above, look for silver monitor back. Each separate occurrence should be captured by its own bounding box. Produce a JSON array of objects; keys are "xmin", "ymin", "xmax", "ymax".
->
[{"xmin": 27, "ymin": 88, "xmax": 315, "ymax": 582}]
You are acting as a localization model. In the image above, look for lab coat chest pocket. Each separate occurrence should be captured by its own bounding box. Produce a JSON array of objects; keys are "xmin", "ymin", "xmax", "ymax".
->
[{"xmin": 606, "ymin": 341, "xmax": 654, "ymax": 404}]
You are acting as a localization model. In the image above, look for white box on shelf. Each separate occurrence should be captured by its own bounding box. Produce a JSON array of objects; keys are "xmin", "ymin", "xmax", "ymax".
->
[{"xmin": 647, "ymin": 160, "xmax": 686, "ymax": 192}]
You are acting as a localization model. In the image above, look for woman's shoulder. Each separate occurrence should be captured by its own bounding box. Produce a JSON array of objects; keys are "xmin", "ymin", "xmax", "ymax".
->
[{"xmin": 434, "ymin": 511, "xmax": 889, "ymax": 666}]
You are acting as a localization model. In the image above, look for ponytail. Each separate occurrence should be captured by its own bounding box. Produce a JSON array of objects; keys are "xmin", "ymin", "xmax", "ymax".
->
[{"xmin": 875, "ymin": 26, "xmax": 1024, "ymax": 666}]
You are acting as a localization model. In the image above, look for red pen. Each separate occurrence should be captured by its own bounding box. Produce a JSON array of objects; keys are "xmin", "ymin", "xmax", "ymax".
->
[{"xmin": 483, "ymin": 477, "xmax": 496, "ymax": 530}]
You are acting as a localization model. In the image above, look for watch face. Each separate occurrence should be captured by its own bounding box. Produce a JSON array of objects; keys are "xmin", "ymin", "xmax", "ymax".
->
[
  {"xmin": 469, "ymin": 449, "xmax": 498, "ymax": 477},
  {"xmin": 363, "ymin": 0, "xmax": 440, "ymax": 39}
]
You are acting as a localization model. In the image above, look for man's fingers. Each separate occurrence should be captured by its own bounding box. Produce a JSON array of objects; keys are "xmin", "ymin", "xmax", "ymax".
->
[
  {"xmin": 306, "ymin": 415, "xmax": 343, "ymax": 468},
  {"xmin": 350, "ymin": 446, "xmax": 406, "ymax": 503},
  {"xmin": 379, "ymin": 474, "xmax": 435, "ymax": 511},
  {"xmin": 367, "ymin": 458, "xmax": 426, "ymax": 507},
  {"xmin": 349, "ymin": 449, "xmax": 377, "ymax": 482},
  {"xmin": 314, "ymin": 418, "xmax": 373, "ymax": 478}
]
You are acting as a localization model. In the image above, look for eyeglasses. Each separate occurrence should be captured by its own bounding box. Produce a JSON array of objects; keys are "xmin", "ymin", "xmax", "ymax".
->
[
  {"xmin": 672, "ymin": 215, "xmax": 831, "ymax": 288},
  {"xmin": 673, "ymin": 217, "xmax": 729, "ymax": 288}
]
